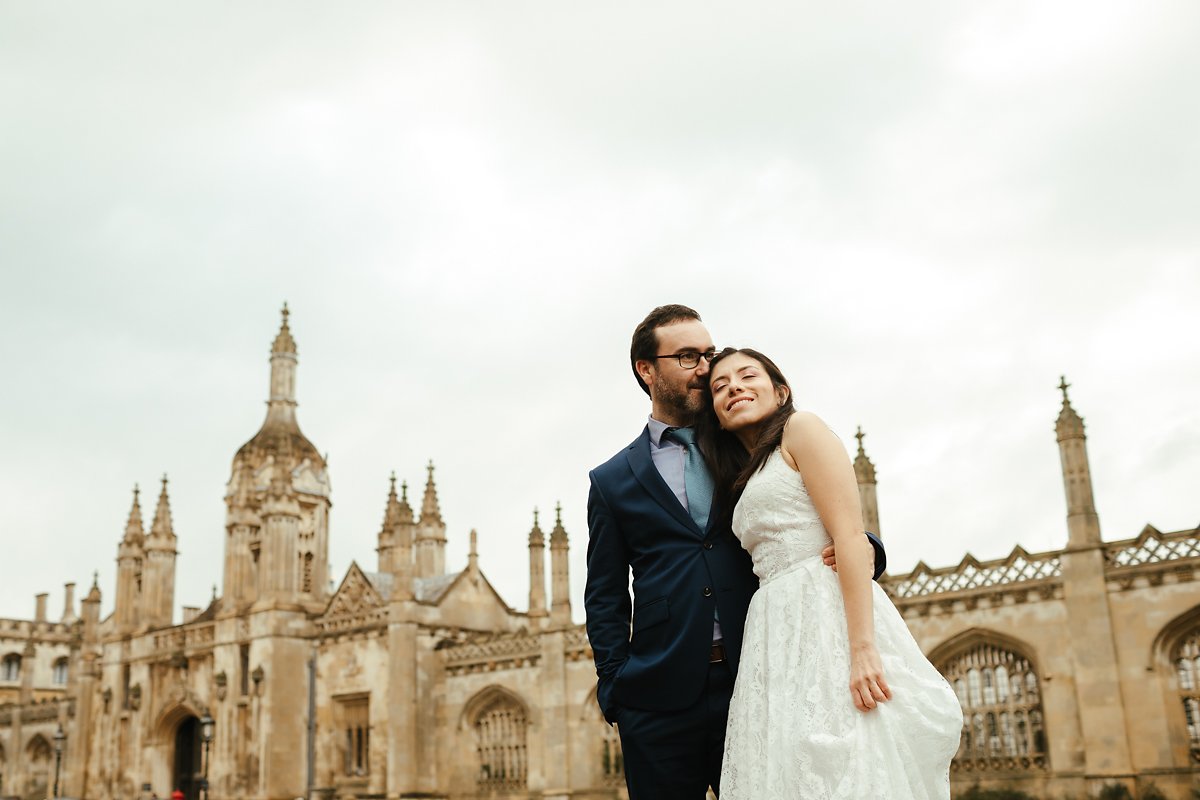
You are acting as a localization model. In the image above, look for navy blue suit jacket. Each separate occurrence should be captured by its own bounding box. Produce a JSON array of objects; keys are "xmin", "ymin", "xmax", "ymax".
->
[{"xmin": 585, "ymin": 426, "xmax": 888, "ymax": 723}]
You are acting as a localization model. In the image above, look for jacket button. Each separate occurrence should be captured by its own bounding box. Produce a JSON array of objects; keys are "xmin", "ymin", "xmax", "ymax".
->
[
  {"xmin": 703, "ymin": 587, "xmax": 713, "ymax": 597},
  {"xmin": 703, "ymin": 541, "xmax": 713, "ymax": 550}
]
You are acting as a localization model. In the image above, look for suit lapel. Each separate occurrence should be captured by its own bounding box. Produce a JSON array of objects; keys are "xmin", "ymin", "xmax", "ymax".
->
[{"xmin": 626, "ymin": 428, "xmax": 705, "ymax": 537}]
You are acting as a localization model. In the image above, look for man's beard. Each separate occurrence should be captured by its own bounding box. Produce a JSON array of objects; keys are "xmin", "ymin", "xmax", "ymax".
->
[{"xmin": 657, "ymin": 374, "xmax": 707, "ymax": 422}]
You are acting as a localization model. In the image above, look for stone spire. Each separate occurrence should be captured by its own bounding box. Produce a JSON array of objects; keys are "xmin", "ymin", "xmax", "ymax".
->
[
  {"xmin": 85, "ymin": 571, "xmax": 101, "ymax": 604},
  {"xmin": 853, "ymin": 427, "xmax": 881, "ymax": 538},
  {"xmin": 468, "ymin": 529, "xmax": 479, "ymax": 572},
  {"xmin": 1055, "ymin": 376, "xmax": 1101, "ymax": 547},
  {"xmin": 549, "ymin": 502, "xmax": 572, "ymax": 625},
  {"xmin": 377, "ymin": 472, "xmax": 401, "ymax": 573},
  {"xmin": 527, "ymin": 508, "xmax": 547, "ymax": 620},
  {"xmin": 115, "ymin": 486, "xmax": 145, "ymax": 632},
  {"xmin": 397, "ymin": 479, "xmax": 414, "ymax": 523},
  {"xmin": 419, "ymin": 460, "xmax": 443, "ymax": 524},
  {"xmin": 415, "ymin": 460, "xmax": 447, "ymax": 579},
  {"xmin": 148, "ymin": 475, "xmax": 177, "ymax": 545},
  {"xmin": 233, "ymin": 303, "xmax": 325, "ymax": 473},
  {"xmin": 142, "ymin": 475, "xmax": 178, "ymax": 628},
  {"xmin": 81, "ymin": 572, "xmax": 102, "ymax": 642},
  {"xmin": 123, "ymin": 485, "xmax": 145, "ymax": 545}
]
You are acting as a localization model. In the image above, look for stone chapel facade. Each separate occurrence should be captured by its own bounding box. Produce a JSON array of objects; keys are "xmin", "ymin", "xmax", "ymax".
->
[{"xmin": 0, "ymin": 309, "xmax": 1196, "ymax": 800}]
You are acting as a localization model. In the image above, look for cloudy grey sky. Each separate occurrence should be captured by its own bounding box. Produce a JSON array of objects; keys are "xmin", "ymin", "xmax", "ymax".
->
[{"xmin": 2, "ymin": 1, "xmax": 1197, "ymax": 623}]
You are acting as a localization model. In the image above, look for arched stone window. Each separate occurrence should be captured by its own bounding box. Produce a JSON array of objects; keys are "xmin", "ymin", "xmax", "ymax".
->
[
  {"xmin": 470, "ymin": 691, "xmax": 528, "ymax": 792},
  {"xmin": 1, "ymin": 654, "xmax": 20, "ymax": 682},
  {"xmin": 24, "ymin": 735, "xmax": 51, "ymax": 797},
  {"xmin": 52, "ymin": 657, "xmax": 69, "ymax": 685},
  {"xmin": 934, "ymin": 633, "xmax": 1047, "ymax": 772},
  {"xmin": 1173, "ymin": 628, "xmax": 1200, "ymax": 763},
  {"xmin": 590, "ymin": 694, "xmax": 623, "ymax": 786}
]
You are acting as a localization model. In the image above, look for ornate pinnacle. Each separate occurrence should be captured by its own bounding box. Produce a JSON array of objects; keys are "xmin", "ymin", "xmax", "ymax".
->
[
  {"xmin": 124, "ymin": 484, "xmax": 145, "ymax": 543},
  {"xmin": 852, "ymin": 426, "xmax": 876, "ymax": 484},
  {"xmin": 550, "ymin": 501, "xmax": 568, "ymax": 545},
  {"xmin": 150, "ymin": 472, "xmax": 175, "ymax": 542},
  {"xmin": 419, "ymin": 460, "xmax": 442, "ymax": 523},
  {"xmin": 529, "ymin": 508, "xmax": 544, "ymax": 547},
  {"xmin": 272, "ymin": 302, "xmax": 297, "ymax": 354},
  {"xmin": 1055, "ymin": 375, "xmax": 1084, "ymax": 440}
]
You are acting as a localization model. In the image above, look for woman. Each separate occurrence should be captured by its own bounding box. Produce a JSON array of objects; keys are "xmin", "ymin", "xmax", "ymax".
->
[{"xmin": 699, "ymin": 348, "xmax": 961, "ymax": 799}]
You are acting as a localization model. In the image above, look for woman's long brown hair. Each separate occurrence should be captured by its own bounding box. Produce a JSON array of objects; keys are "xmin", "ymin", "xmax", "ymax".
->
[{"xmin": 696, "ymin": 347, "xmax": 796, "ymax": 519}]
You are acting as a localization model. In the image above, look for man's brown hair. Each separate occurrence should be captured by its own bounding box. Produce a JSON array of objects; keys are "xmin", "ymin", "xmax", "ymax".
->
[{"xmin": 629, "ymin": 304, "xmax": 702, "ymax": 396}]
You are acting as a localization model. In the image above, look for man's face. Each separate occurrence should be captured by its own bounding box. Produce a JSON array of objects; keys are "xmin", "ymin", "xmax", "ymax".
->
[{"xmin": 638, "ymin": 319, "xmax": 716, "ymax": 424}]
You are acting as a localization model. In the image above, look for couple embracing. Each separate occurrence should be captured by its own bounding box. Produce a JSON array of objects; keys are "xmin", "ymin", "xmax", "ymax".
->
[{"xmin": 584, "ymin": 305, "xmax": 962, "ymax": 799}]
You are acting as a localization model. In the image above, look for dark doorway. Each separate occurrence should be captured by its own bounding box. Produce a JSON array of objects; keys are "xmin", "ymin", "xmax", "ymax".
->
[{"xmin": 173, "ymin": 716, "xmax": 203, "ymax": 800}]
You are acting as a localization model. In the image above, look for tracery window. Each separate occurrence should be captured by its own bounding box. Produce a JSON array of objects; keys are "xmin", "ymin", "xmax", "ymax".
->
[
  {"xmin": 52, "ymin": 657, "xmax": 69, "ymax": 685},
  {"xmin": 939, "ymin": 642, "xmax": 1047, "ymax": 771},
  {"xmin": 1, "ymin": 654, "xmax": 19, "ymax": 682},
  {"xmin": 474, "ymin": 696, "xmax": 528, "ymax": 791},
  {"xmin": 1175, "ymin": 629, "xmax": 1200, "ymax": 764}
]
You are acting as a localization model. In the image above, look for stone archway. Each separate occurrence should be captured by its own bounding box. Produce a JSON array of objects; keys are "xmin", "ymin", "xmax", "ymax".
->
[{"xmin": 173, "ymin": 716, "xmax": 203, "ymax": 800}]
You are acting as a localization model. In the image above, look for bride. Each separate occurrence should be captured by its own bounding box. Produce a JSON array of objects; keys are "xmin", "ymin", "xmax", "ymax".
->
[{"xmin": 698, "ymin": 347, "xmax": 962, "ymax": 799}]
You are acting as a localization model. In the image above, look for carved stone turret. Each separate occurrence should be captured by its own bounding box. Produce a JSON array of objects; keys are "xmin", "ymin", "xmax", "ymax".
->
[
  {"xmin": 1056, "ymin": 376, "xmax": 1101, "ymax": 548},
  {"xmin": 115, "ymin": 485, "xmax": 145, "ymax": 633},
  {"xmin": 527, "ymin": 509, "xmax": 547, "ymax": 620},
  {"xmin": 224, "ymin": 305, "xmax": 331, "ymax": 611},
  {"xmin": 415, "ymin": 461, "xmax": 447, "ymax": 579},
  {"xmin": 853, "ymin": 426, "xmax": 881, "ymax": 538},
  {"xmin": 142, "ymin": 474, "xmax": 178, "ymax": 628},
  {"xmin": 377, "ymin": 473, "xmax": 402, "ymax": 574},
  {"xmin": 549, "ymin": 503, "xmax": 571, "ymax": 626}
]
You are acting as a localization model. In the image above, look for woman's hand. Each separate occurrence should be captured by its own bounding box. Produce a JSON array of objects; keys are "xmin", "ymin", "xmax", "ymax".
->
[{"xmin": 849, "ymin": 642, "xmax": 892, "ymax": 712}]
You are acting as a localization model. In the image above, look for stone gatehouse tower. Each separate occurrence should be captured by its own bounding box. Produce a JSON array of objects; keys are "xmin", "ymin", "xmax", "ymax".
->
[{"xmin": 0, "ymin": 308, "xmax": 1196, "ymax": 799}]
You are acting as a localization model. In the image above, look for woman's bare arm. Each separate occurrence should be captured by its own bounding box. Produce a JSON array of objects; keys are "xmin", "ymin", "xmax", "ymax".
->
[{"xmin": 782, "ymin": 411, "xmax": 892, "ymax": 712}]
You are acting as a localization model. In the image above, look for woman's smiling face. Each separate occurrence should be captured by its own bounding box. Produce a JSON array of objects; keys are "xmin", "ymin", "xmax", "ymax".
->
[{"xmin": 709, "ymin": 352, "xmax": 788, "ymax": 434}]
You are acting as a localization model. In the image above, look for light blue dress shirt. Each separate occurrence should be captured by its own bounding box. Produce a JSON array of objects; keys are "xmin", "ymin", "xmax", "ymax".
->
[{"xmin": 647, "ymin": 416, "xmax": 723, "ymax": 643}]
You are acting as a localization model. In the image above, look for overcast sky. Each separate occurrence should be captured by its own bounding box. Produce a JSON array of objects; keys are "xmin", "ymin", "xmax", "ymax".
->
[{"xmin": 1, "ymin": 1, "xmax": 1197, "ymax": 624}]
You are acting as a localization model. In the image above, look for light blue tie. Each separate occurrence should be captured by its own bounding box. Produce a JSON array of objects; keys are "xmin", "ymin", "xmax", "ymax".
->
[{"xmin": 665, "ymin": 427, "xmax": 714, "ymax": 529}]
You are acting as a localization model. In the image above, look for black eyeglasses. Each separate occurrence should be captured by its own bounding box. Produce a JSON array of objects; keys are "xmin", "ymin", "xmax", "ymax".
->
[{"xmin": 655, "ymin": 350, "xmax": 717, "ymax": 369}]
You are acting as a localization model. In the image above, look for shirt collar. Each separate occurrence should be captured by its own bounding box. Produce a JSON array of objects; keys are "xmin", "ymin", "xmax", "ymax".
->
[{"xmin": 647, "ymin": 415, "xmax": 687, "ymax": 448}]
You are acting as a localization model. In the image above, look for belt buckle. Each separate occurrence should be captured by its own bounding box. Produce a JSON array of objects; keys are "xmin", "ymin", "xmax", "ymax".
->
[{"xmin": 710, "ymin": 643, "xmax": 726, "ymax": 663}]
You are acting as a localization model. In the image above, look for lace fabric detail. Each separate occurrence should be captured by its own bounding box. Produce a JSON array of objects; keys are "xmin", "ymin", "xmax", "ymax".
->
[{"xmin": 721, "ymin": 450, "xmax": 962, "ymax": 799}]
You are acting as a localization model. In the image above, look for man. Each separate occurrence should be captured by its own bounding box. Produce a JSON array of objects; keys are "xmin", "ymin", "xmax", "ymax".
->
[{"xmin": 584, "ymin": 304, "xmax": 885, "ymax": 799}]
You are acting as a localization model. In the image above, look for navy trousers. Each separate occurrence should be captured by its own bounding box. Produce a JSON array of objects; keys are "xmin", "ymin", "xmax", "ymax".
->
[{"xmin": 615, "ymin": 660, "xmax": 734, "ymax": 799}]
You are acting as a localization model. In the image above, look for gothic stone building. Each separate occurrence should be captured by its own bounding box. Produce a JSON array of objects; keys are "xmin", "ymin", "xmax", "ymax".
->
[{"xmin": 0, "ymin": 310, "xmax": 1196, "ymax": 800}]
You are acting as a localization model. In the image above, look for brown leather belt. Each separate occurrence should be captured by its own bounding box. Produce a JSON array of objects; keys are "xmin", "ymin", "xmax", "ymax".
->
[{"xmin": 710, "ymin": 643, "xmax": 726, "ymax": 663}]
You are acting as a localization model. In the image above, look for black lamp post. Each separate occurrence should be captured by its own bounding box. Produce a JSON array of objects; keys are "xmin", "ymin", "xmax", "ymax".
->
[
  {"xmin": 199, "ymin": 713, "xmax": 215, "ymax": 800},
  {"xmin": 52, "ymin": 723, "xmax": 66, "ymax": 799}
]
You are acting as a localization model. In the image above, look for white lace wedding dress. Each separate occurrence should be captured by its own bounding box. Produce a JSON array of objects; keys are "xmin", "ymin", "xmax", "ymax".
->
[{"xmin": 720, "ymin": 449, "xmax": 962, "ymax": 799}]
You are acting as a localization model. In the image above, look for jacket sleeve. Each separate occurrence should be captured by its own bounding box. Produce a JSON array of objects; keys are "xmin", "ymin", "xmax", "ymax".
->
[
  {"xmin": 866, "ymin": 531, "xmax": 887, "ymax": 580},
  {"xmin": 584, "ymin": 474, "xmax": 631, "ymax": 722}
]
